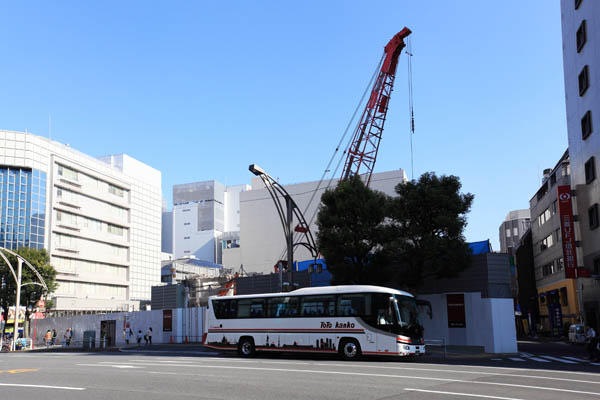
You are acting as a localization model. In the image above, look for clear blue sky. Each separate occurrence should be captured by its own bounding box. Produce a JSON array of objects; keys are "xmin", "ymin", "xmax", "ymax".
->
[{"xmin": 1, "ymin": 1, "xmax": 567, "ymax": 250}]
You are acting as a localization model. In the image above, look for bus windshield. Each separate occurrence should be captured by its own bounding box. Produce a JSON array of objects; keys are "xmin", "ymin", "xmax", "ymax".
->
[{"xmin": 393, "ymin": 295, "xmax": 423, "ymax": 338}]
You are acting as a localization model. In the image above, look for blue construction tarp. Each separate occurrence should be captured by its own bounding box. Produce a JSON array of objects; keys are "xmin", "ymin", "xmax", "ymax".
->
[
  {"xmin": 468, "ymin": 240, "xmax": 491, "ymax": 255},
  {"xmin": 295, "ymin": 259, "xmax": 331, "ymax": 287}
]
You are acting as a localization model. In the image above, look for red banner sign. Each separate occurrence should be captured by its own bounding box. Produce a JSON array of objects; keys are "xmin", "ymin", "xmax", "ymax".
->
[
  {"xmin": 557, "ymin": 186, "xmax": 578, "ymax": 278},
  {"xmin": 447, "ymin": 294, "xmax": 466, "ymax": 328}
]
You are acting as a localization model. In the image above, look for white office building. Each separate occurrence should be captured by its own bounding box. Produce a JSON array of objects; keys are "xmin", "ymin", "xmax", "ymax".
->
[
  {"xmin": 0, "ymin": 130, "xmax": 162, "ymax": 313},
  {"xmin": 233, "ymin": 170, "xmax": 407, "ymax": 274},
  {"xmin": 561, "ymin": 0, "xmax": 600, "ymax": 328},
  {"xmin": 171, "ymin": 181, "xmax": 249, "ymax": 265}
]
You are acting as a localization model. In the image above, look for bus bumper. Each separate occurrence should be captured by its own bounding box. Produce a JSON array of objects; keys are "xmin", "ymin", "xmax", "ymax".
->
[{"xmin": 398, "ymin": 344, "xmax": 425, "ymax": 356}]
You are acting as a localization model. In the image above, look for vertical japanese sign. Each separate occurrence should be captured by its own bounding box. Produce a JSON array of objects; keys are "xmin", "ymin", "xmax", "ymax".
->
[
  {"xmin": 446, "ymin": 294, "xmax": 466, "ymax": 328},
  {"xmin": 547, "ymin": 302, "xmax": 563, "ymax": 337},
  {"xmin": 557, "ymin": 186, "xmax": 578, "ymax": 278}
]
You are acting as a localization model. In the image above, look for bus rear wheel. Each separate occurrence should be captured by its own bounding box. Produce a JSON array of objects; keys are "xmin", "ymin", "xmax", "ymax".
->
[
  {"xmin": 339, "ymin": 339, "xmax": 361, "ymax": 361},
  {"xmin": 238, "ymin": 337, "xmax": 256, "ymax": 357}
]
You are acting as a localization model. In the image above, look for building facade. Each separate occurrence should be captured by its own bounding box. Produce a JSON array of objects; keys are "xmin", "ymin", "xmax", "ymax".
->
[
  {"xmin": 498, "ymin": 209, "xmax": 531, "ymax": 254},
  {"xmin": 236, "ymin": 170, "xmax": 407, "ymax": 274},
  {"xmin": 171, "ymin": 181, "xmax": 249, "ymax": 264},
  {"xmin": 561, "ymin": 0, "xmax": 600, "ymax": 330},
  {"xmin": 0, "ymin": 130, "xmax": 162, "ymax": 313},
  {"xmin": 529, "ymin": 150, "xmax": 584, "ymax": 332}
]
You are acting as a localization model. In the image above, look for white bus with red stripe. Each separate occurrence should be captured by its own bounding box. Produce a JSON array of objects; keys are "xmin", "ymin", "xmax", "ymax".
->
[{"xmin": 204, "ymin": 285, "xmax": 425, "ymax": 360}]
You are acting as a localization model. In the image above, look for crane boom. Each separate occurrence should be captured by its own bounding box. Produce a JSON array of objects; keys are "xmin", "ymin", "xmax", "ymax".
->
[{"xmin": 341, "ymin": 27, "xmax": 411, "ymax": 186}]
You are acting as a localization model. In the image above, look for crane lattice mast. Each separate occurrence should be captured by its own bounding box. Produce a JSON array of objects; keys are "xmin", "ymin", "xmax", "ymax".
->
[{"xmin": 341, "ymin": 27, "xmax": 411, "ymax": 187}]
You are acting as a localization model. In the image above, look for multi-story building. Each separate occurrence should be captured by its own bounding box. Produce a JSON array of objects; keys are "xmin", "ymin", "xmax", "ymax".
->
[
  {"xmin": 561, "ymin": 0, "xmax": 600, "ymax": 329},
  {"xmin": 236, "ymin": 170, "xmax": 407, "ymax": 274},
  {"xmin": 171, "ymin": 181, "xmax": 249, "ymax": 264},
  {"xmin": 529, "ymin": 150, "xmax": 582, "ymax": 332},
  {"xmin": 0, "ymin": 130, "xmax": 162, "ymax": 313},
  {"xmin": 499, "ymin": 210, "xmax": 531, "ymax": 254}
]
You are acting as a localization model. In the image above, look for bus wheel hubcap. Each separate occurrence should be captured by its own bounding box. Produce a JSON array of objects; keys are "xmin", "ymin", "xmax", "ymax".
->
[
  {"xmin": 344, "ymin": 343, "xmax": 357, "ymax": 357},
  {"xmin": 242, "ymin": 342, "xmax": 251, "ymax": 354}
]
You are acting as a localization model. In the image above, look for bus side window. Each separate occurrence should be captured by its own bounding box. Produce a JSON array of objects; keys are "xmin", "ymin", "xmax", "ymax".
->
[
  {"xmin": 300, "ymin": 295, "xmax": 335, "ymax": 317},
  {"xmin": 337, "ymin": 294, "xmax": 370, "ymax": 317},
  {"xmin": 227, "ymin": 300, "xmax": 237, "ymax": 319},
  {"xmin": 213, "ymin": 300, "xmax": 228, "ymax": 319}
]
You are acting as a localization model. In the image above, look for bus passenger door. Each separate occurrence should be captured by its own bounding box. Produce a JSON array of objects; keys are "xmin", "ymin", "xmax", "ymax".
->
[{"xmin": 373, "ymin": 294, "xmax": 396, "ymax": 354}]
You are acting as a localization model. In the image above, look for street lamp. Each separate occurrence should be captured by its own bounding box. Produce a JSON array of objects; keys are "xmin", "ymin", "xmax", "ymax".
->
[{"xmin": 0, "ymin": 248, "xmax": 48, "ymax": 351}]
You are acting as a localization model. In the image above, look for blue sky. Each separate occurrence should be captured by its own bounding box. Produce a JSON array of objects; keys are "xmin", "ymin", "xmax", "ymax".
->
[{"xmin": 0, "ymin": 1, "xmax": 567, "ymax": 250}]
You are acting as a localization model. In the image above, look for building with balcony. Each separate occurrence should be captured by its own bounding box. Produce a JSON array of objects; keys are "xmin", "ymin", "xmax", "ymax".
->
[{"xmin": 0, "ymin": 130, "xmax": 162, "ymax": 313}]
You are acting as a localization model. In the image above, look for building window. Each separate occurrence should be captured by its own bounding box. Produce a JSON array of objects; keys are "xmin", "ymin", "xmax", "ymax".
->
[
  {"xmin": 513, "ymin": 227, "xmax": 518, "ymax": 236},
  {"xmin": 577, "ymin": 20, "xmax": 587, "ymax": 52},
  {"xmin": 560, "ymin": 287, "xmax": 569, "ymax": 306},
  {"xmin": 585, "ymin": 156, "xmax": 596, "ymax": 183},
  {"xmin": 589, "ymin": 204, "xmax": 599, "ymax": 230},
  {"xmin": 505, "ymin": 228, "xmax": 511, "ymax": 238},
  {"xmin": 108, "ymin": 184, "xmax": 125, "ymax": 198},
  {"xmin": 575, "ymin": 0, "xmax": 582, "ymax": 9},
  {"xmin": 581, "ymin": 110, "xmax": 593, "ymax": 139},
  {"xmin": 538, "ymin": 208, "xmax": 551, "ymax": 227},
  {"xmin": 579, "ymin": 65, "xmax": 590, "ymax": 96},
  {"xmin": 556, "ymin": 257, "xmax": 564, "ymax": 271},
  {"xmin": 551, "ymin": 200, "xmax": 558, "ymax": 215},
  {"xmin": 57, "ymin": 165, "xmax": 78, "ymax": 181},
  {"xmin": 540, "ymin": 233, "xmax": 554, "ymax": 252}
]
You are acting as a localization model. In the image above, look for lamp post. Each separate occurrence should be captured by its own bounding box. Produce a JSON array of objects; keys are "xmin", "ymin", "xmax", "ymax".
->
[{"xmin": 12, "ymin": 258, "xmax": 23, "ymax": 349}]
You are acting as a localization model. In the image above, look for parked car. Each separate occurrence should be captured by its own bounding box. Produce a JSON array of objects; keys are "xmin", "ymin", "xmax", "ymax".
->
[{"xmin": 568, "ymin": 324, "xmax": 586, "ymax": 344}]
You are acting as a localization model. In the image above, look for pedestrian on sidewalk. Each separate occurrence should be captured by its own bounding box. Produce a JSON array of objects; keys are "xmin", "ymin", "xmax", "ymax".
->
[
  {"xmin": 51, "ymin": 329, "xmax": 57, "ymax": 346},
  {"xmin": 136, "ymin": 330, "xmax": 143, "ymax": 345},
  {"xmin": 63, "ymin": 328, "xmax": 72, "ymax": 347},
  {"xmin": 124, "ymin": 327, "xmax": 133, "ymax": 345},
  {"xmin": 146, "ymin": 327, "xmax": 153, "ymax": 346},
  {"xmin": 44, "ymin": 330, "xmax": 52, "ymax": 348},
  {"xmin": 586, "ymin": 325, "xmax": 596, "ymax": 359}
]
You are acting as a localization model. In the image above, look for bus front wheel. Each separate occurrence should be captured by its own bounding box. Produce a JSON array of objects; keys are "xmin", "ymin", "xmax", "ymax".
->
[
  {"xmin": 339, "ymin": 339, "xmax": 361, "ymax": 361},
  {"xmin": 238, "ymin": 337, "xmax": 256, "ymax": 357}
]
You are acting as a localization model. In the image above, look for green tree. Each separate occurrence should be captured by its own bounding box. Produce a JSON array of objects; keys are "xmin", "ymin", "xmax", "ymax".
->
[
  {"xmin": 0, "ymin": 247, "xmax": 57, "ymax": 331},
  {"xmin": 316, "ymin": 175, "xmax": 394, "ymax": 285},
  {"xmin": 388, "ymin": 172, "xmax": 474, "ymax": 291}
]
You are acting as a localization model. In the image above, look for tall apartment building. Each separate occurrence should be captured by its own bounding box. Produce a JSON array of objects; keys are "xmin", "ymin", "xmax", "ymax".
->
[
  {"xmin": 0, "ymin": 130, "xmax": 162, "ymax": 313},
  {"xmin": 499, "ymin": 210, "xmax": 531, "ymax": 254},
  {"xmin": 529, "ymin": 151, "xmax": 581, "ymax": 332},
  {"xmin": 561, "ymin": 0, "xmax": 600, "ymax": 329},
  {"xmin": 171, "ymin": 181, "xmax": 249, "ymax": 264}
]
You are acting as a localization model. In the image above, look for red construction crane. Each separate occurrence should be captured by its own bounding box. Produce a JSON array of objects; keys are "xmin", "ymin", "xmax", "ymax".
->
[{"xmin": 341, "ymin": 27, "xmax": 411, "ymax": 187}]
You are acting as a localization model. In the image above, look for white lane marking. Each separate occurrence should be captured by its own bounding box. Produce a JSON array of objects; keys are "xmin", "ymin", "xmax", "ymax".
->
[
  {"xmin": 491, "ymin": 358, "xmax": 503, "ymax": 361},
  {"xmin": 508, "ymin": 358, "xmax": 526, "ymax": 362},
  {"xmin": 404, "ymin": 388, "xmax": 525, "ymax": 400},
  {"xmin": 104, "ymin": 362, "xmax": 600, "ymax": 395},
  {"xmin": 562, "ymin": 356, "xmax": 589, "ymax": 362},
  {"xmin": 0, "ymin": 383, "xmax": 85, "ymax": 390},
  {"xmin": 591, "ymin": 363, "xmax": 600, "ymax": 366},
  {"xmin": 111, "ymin": 361, "xmax": 600, "ymax": 385},
  {"xmin": 518, "ymin": 352, "xmax": 533, "ymax": 357},
  {"xmin": 524, "ymin": 356, "xmax": 550, "ymax": 363},
  {"xmin": 539, "ymin": 356, "xmax": 577, "ymax": 364},
  {"xmin": 77, "ymin": 364, "xmax": 144, "ymax": 369},
  {"xmin": 147, "ymin": 371, "xmax": 219, "ymax": 378}
]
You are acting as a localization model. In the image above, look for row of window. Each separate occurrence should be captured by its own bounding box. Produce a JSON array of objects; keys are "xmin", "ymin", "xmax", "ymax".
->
[
  {"xmin": 56, "ymin": 187, "xmax": 127, "ymax": 219},
  {"xmin": 56, "ymin": 210, "xmax": 127, "ymax": 237},
  {"xmin": 54, "ymin": 233, "xmax": 128, "ymax": 258},
  {"xmin": 57, "ymin": 165, "xmax": 127, "ymax": 199},
  {"xmin": 541, "ymin": 257, "xmax": 564, "ymax": 277},
  {"xmin": 214, "ymin": 293, "xmax": 385, "ymax": 319},
  {"xmin": 55, "ymin": 280, "xmax": 127, "ymax": 299},
  {"xmin": 539, "ymin": 287, "xmax": 569, "ymax": 307},
  {"xmin": 53, "ymin": 256, "xmax": 128, "ymax": 280}
]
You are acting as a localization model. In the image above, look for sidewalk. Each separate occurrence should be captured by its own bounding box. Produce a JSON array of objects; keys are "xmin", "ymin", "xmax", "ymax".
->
[{"xmin": 119, "ymin": 343, "xmax": 220, "ymax": 355}]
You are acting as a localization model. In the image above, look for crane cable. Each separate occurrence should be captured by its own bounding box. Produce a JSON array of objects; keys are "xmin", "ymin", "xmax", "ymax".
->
[
  {"xmin": 275, "ymin": 53, "xmax": 385, "ymax": 263},
  {"xmin": 406, "ymin": 36, "xmax": 415, "ymax": 181}
]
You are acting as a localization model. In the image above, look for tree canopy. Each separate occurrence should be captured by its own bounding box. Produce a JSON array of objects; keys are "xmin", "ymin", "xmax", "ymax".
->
[
  {"xmin": 0, "ymin": 247, "xmax": 57, "ymax": 325},
  {"xmin": 316, "ymin": 172, "xmax": 474, "ymax": 292}
]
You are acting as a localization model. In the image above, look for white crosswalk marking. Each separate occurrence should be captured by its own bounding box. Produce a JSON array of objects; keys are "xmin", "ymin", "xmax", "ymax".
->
[
  {"xmin": 523, "ymin": 356, "xmax": 551, "ymax": 363},
  {"xmin": 508, "ymin": 358, "xmax": 526, "ymax": 362},
  {"xmin": 561, "ymin": 356, "xmax": 589, "ymax": 362},
  {"xmin": 539, "ymin": 356, "xmax": 577, "ymax": 364}
]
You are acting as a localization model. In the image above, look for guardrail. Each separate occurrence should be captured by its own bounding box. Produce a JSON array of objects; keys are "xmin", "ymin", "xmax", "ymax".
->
[{"xmin": 424, "ymin": 338, "xmax": 447, "ymax": 358}]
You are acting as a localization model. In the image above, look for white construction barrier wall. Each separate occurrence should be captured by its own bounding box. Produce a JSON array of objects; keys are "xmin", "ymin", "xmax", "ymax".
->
[
  {"xmin": 33, "ymin": 307, "xmax": 205, "ymax": 347},
  {"xmin": 419, "ymin": 292, "xmax": 517, "ymax": 354}
]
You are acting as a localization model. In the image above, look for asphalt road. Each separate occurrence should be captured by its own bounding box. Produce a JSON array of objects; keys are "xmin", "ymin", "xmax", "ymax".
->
[{"xmin": 0, "ymin": 350, "xmax": 599, "ymax": 400}]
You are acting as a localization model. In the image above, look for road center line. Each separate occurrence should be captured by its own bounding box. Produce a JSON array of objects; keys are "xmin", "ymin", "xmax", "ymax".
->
[
  {"xmin": 116, "ymin": 363, "xmax": 600, "ymax": 396},
  {"xmin": 404, "ymin": 388, "xmax": 525, "ymax": 400},
  {"xmin": 0, "ymin": 383, "xmax": 85, "ymax": 391}
]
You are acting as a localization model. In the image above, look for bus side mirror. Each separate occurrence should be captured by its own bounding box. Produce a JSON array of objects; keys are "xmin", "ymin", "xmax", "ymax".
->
[{"xmin": 416, "ymin": 299, "xmax": 432, "ymax": 319}]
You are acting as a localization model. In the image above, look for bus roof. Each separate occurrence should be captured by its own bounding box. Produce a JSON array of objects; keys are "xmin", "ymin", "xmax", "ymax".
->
[{"xmin": 209, "ymin": 285, "xmax": 414, "ymax": 301}]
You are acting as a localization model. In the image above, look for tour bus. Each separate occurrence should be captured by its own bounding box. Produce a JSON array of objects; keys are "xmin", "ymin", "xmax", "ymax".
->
[{"xmin": 204, "ymin": 285, "xmax": 426, "ymax": 360}]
